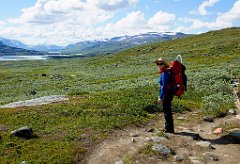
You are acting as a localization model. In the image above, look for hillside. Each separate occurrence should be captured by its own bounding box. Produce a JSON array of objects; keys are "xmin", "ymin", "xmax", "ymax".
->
[
  {"xmin": 0, "ymin": 41, "xmax": 48, "ymax": 56},
  {"xmin": 1, "ymin": 32, "xmax": 190, "ymax": 55},
  {"xmin": 61, "ymin": 32, "xmax": 190, "ymax": 55},
  {"xmin": 0, "ymin": 27, "xmax": 239, "ymax": 163}
]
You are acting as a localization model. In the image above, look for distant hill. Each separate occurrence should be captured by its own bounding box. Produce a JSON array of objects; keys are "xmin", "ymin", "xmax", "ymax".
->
[
  {"xmin": 0, "ymin": 32, "xmax": 191, "ymax": 56},
  {"xmin": 0, "ymin": 37, "xmax": 64, "ymax": 52},
  {"xmin": 61, "ymin": 32, "xmax": 191, "ymax": 55},
  {"xmin": 0, "ymin": 41, "xmax": 48, "ymax": 56}
]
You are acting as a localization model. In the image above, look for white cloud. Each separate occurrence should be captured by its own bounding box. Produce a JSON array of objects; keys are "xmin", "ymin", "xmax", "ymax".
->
[
  {"xmin": 0, "ymin": 21, "xmax": 5, "ymax": 26},
  {"xmin": 0, "ymin": 0, "xmax": 141, "ymax": 45},
  {"xmin": 148, "ymin": 11, "xmax": 176, "ymax": 31},
  {"xmin": 190, "ymin": 0, "xmax": 220, "ymax": 16},
  {"xmin": 8, "ymin": 0, "xmax": 138, "ymax": 25},
  {"xmin": 217, "ymin": 0, "xmax": 240, "ymax": 23},
  {"xmin": 101, "ymin": 10, "xmax": 177, "ymax": 37},
  {"xmin": 188, "ymin": 0, "xmax": 240, "ymax": 31},
  {"xmin": 87, "ymin": 0, "xmax": 138, "ymax": 11},
  {"xmin": 100, "ymin": 11, "xmax": 148, "ymax": 37}
]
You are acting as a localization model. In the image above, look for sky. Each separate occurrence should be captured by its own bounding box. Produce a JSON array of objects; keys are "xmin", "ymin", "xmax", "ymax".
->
[{"xmin": 0, "ymin": 0, "xmax": 240, "ymax": 46}]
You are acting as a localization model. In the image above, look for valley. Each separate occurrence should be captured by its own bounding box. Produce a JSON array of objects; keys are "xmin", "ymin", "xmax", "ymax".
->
[{"xmin": 0, "ymin": 27, "xmax": 239, "ymax": 163}]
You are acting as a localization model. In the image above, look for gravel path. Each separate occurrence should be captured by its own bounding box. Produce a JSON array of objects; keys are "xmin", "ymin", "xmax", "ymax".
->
[{"xmin": 0, "ymin": 95, "xmax": 68, "ymax": 108}]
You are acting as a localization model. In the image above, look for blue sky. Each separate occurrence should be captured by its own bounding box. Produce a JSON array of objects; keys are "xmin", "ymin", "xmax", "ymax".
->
[{"xmin": 0, "ymin": 0, "xmax": 239, "ymax": 45}]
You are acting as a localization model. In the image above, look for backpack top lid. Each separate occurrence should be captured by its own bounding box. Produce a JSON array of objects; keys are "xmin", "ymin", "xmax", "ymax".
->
[{"xmin": 175, "ymin": 55, "xmax": 182, "ymax": 63}]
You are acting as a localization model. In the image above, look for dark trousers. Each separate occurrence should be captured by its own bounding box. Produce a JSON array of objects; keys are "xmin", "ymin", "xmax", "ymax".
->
[{"xmin": 163, "ymin": 92, "xmax": 174, "ymax": 132}]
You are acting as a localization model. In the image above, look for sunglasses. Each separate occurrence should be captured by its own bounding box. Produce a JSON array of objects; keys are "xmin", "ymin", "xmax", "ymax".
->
[{"xmin": 156, "ymin": 63, "xmax": 164, "ymax": 66}]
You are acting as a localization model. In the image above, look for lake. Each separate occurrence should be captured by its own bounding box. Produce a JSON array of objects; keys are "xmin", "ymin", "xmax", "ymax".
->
[{"xmin": 0, "ymin": 55, "xmax": 85, "ymax": 61}]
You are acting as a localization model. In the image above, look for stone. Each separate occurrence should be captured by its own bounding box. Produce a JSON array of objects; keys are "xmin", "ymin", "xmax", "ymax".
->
[
  {"xmin": 213, "ymin": 128, "xmax": 223, "ymax": 134},
  {"xmin": 196, "ymin": 141, "xmax": 212, "ymax": 148},
  {"xmin": 204, "ymin": 153, "xmax": 219, "ymax": 161},
  {"xmin": 174, "ymin": 155, "xmax": 184, "ymax": 162},
  {"xmin": 203, "ymin": 116, "xmax": 214, "ymax": 122},
  {"xmin": 189, "ymin": 156, "xmax": 204, "ymax": 164},
  {"xmin": 150, "ymin": 136, "xmax": 168, "ymax": 142},
  {"xmin": 177, "ymin": 117, "xmax": 186, "ymax": 120},
  {"xmin": 228, "ymin": 109, "xmax": 237, "ymax": 115},
  {"xmin": 152, "ymin": 144, "xmax": 173, "ymax": 156},
  {"xmin": 115, "ymin": 160, "xmax": 123, "ymax": 164},
  {"xmin": 144, "ymin": 137, "xmax": 152, "ymax": 142},
  {"xmin": 10, "ymin": 126, "xmax": 33, "ymax": 139},
  {"xmin": 131, "ymin": 137, "xmax": 137, "ymax": 143}
]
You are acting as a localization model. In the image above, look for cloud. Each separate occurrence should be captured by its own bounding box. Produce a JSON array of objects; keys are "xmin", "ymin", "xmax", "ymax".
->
[
  {"xmin": 1, "ymin": 0, "xmax": 140, "ymax": 45},
  {"xmin": 88, "ymin": 0, "xmax": 138, "ymax": 11},
  {"xmin": 0, "ymin": 21, "xmax": 5, "ymax": 26},
  {"xmin": 100, "ymin": 11, "xmax": 147, "ymax": 37},
  {"xmin": 190, "ymin": 0, "xmax": 220, "ymax": 16},
  {"xmin": 8, "ymin": 0, "xmax": 138, "ymax": 25},
  {"xmin": 101, "ymin": 10, "xmax": 177, "ymax": 37},
  {"xmin": 148, "ymin": 11, "xmax": 176, "ymax": 31},
  {"xmin": 189, "ymin": 0, "xmax": 240, "ymax": 31},
  {"xmin": 217, "ymin": 0, "xmax": 240, "ymax": 23}
]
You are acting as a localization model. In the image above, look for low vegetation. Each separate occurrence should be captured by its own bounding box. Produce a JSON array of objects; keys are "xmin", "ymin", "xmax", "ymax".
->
[{"xmin": 0, "ymin": 27, "xmax": 239, "ymax": 163}]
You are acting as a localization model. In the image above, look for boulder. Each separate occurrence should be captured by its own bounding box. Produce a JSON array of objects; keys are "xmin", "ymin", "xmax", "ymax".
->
[
  {"xmin": 196, "ymin": 141, "xmax": 212, "ymax": 148},
  {"xmin": 152, "ymin": 144, "xmax": 173, "ymax": 156},
  {"xmin": 10, "ymin": 126, "xmax": 33, "ymax": 139}
]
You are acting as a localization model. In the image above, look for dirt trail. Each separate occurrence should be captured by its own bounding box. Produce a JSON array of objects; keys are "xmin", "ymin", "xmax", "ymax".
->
[{"xmin": 84, "ymin": 86, "xmax": 240, "ymax": 164}]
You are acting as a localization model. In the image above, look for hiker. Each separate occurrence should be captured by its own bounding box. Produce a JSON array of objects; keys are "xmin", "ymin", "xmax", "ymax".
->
[{"xmin": 155, "ymin": 58, "xmax": 174, "ymax": 133}]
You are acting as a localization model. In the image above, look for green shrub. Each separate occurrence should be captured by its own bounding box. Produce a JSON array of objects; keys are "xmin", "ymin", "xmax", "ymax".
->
[{"xmin": 202, "ymin": 93, "xmax": 235, "ymax": 116}]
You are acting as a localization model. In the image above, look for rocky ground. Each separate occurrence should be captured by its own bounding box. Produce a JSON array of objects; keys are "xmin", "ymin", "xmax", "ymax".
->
[{"xmin": 83, "ymin": 86, "xmax": 240, "ymax": 164}]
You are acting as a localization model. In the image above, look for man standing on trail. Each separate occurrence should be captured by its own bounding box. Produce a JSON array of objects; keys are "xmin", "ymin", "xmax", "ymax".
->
[{"xmin": 154, "ymin": 58, "xmax": 174, "ymax": 133}]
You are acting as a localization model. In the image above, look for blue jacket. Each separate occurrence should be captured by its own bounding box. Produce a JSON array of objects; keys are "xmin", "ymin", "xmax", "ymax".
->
[{"xmin": 159, "ymin": 70, "xmax": 171, "ymax": 99}]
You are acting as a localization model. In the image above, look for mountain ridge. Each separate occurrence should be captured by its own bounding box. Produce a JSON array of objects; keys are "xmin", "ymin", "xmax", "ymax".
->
[
  {"xmin": 0, "ymin": 41, "xmax": 48, "ymax": 56},
  {"xmin": 0, "ymin": 32, "xmax": 191, "ymax": 56},
  {"xmin": 61, "ymin": 32, "xmax": 191, "ymax": 55}
]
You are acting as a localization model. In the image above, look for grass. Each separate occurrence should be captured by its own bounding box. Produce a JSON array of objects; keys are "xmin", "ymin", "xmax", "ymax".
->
[{"xmin": 0, "ymin": 27, "xmax": 240, "ymax": 163}]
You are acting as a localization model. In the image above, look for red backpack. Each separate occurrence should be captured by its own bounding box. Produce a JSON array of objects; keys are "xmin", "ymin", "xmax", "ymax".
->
[{"xmin": 168, "ymin": 55, "xmax": 187, "ymax": 97}]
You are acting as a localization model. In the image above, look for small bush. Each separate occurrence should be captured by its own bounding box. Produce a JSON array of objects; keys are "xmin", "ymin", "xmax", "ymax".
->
[{"xmin": 202, "ymin": 93, "xmax": 235, "ymax": 116}]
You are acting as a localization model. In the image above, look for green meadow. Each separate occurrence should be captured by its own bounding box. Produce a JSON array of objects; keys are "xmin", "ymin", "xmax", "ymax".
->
[{"xmin": 0, "ymin": 27, "xmax": 239, "ymax": 163}]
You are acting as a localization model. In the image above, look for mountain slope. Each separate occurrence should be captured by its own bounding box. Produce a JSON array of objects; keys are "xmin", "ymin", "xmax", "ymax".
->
[
  {"xmin": 61, "ymin": 32, "xmax": 191, "ymax": 55},
  {"xmin": 0, "ymin": 41, "xmax": 48, "ymax": 56},
  {"xmin": 0, "ymin": 37, "xmax": 64, "ymax": 52}
]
